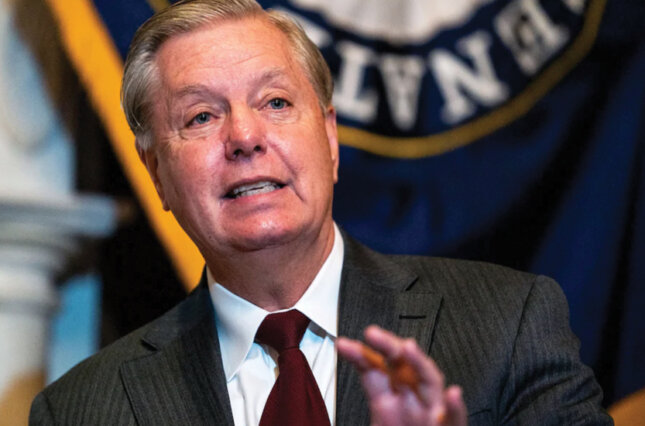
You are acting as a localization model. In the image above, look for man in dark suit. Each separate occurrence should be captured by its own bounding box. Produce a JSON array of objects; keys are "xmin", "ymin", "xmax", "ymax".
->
[{"xmin": 30, "ymin": 0, "xmax": 612, "ymax": 424}]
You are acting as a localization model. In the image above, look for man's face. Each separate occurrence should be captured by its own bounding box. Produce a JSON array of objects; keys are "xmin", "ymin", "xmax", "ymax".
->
[{"xmin": 140, "ymin": 16, "xmax": 339, "ymax": 257}]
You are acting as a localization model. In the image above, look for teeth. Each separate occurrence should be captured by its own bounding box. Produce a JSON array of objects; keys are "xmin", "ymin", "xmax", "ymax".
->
[{"xmin": 230, "ymin": 181, "xmax": 280, "ymax": 198}]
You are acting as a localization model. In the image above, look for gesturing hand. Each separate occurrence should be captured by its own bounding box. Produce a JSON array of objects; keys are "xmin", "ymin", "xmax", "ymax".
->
[{"xmin": 336, "ymin": 325, "xmax": 467, "ymax": 426}]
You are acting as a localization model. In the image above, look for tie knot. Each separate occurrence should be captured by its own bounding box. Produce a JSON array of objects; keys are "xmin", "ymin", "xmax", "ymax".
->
[{"xmin": 255, "ymin": 310, "xmax": 310, "ymax": 353}]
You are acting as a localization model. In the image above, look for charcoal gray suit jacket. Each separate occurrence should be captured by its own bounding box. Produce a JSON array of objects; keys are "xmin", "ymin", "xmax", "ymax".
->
[{"xmin": 30, "ymin": 234, "xmax": 612, "ymax": 425}]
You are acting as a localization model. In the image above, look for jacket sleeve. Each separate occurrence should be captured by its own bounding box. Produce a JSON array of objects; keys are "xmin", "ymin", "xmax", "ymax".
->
[{"xmin": 499, "ymin": 275, "xmax": 613, "ymax": 425}]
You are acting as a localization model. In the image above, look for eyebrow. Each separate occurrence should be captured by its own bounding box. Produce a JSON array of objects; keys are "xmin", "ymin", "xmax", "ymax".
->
[
  {"xmin": 172, "ymin": 84, "xmax": 215, "ymax": 100},
  {"xmin": 171, "ymin": 67, "xmax": 292, "ymax": 99},
  {"xmin": 250, "ymin": 67, "xmax": 291, "ymax": 91}
]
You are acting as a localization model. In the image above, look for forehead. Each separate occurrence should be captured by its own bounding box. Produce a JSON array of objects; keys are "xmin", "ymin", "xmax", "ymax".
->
[{"xmin": 154, "ymin": 16, "xmax": 305, "ymax": 92}]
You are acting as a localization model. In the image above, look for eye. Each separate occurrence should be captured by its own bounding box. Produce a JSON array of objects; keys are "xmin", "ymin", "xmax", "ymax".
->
[
  {"xmin": 189, "ymin": 112, "xmax": 211, "ymax": 126},
  {"xmin": 268, "ymin": 98, "xmax": 288, "ymax": 110}
]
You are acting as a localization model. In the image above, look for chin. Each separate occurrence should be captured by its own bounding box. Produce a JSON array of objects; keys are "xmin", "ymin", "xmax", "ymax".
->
[{"xmin": 228, "ymin": 222, "xmax": 305, "ymax": 252}]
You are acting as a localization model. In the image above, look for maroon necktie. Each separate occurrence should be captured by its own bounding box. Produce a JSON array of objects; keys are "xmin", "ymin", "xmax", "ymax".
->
[{"xmin": 255, "ymin": 310, "xmax": 331, "ymax": 426}]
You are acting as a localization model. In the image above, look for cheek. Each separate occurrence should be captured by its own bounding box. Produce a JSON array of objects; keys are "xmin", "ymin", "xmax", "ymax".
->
[
  {"xmin": 289, "ymin": 142, "xmax": 336, "ymax": 201},
  {"xmin": 276, "ymin": 119, "xmax": 332, "ymax": 164},
  {"xmin": 160, "ymin": 145, "xmax": 219, "ymax": 200}
]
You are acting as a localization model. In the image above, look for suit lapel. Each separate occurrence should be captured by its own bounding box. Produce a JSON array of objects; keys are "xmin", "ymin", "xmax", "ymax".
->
[
  {"xmin": 336, "ymin": 235, "xmax": 443, "ymax": 426},
  {"xmin": 116, "ymin": 236, "xmax": 443, "ymax": 426},
  {"xmin": 120, "ymin": 280, "xmax": 234, "ymax": 426}
]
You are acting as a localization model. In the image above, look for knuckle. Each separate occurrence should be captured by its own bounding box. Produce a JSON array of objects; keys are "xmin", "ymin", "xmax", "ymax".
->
[{"xmin": 403, "ymin": 338, "xmax": 418, "ymax": 350}]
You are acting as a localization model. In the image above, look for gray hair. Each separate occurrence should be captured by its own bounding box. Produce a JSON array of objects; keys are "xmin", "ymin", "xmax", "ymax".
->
[{"xmin": 121, "ymin": 0, "xmax": 333, "ymax": 150}]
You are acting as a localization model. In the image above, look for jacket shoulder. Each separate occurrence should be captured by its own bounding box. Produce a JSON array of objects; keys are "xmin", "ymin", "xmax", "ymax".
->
[
  {"xmin": 31, "ymin": 283, "xmax": 212, "ymax": 424},
  {"xmin": 31, "ymin": 322, "xmax": 151, "ymax": 424},
  {"xmin": 343, "ymin": 232, "xmax": 540, "ymax": 300},
  {"xmin": 395, "ymin": 254, "xmax": 539, "ymax": 296}
]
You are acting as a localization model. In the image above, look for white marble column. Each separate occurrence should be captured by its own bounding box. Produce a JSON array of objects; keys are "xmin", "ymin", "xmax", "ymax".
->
[
  {"xmin": 0, "ymin": 2, "xmax": 116, "ymax": 424},
  {"xmin": 0, "ymin": 196, "xmax": 115, "ymax": 424}
]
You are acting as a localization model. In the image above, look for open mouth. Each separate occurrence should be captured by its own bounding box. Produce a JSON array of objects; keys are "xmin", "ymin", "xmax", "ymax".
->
[{"xmin": 226, "ymin": 181, "xmax": 285, "ymax": 199}]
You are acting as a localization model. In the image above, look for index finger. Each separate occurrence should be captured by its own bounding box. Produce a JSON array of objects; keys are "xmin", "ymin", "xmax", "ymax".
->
[
  {"xmin": 338, "ymin": 335, "xmax": 422, "ymax": 400},
  {"xmin": 364, "ymin": 326, "xmax": 446, "ymax": 404},
  {"xmin": 367, "ymin": 346, "xmax": 423, "ymax": 398}
]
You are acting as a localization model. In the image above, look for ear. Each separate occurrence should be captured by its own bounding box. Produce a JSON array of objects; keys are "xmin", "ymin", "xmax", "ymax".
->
[
  {"xmin": 137, "ymin": 143, "xmax": 170, "ymax": 211},
  {"xmin": 324, "ymin": 106, "xmax": 339, "ymax": 183}
]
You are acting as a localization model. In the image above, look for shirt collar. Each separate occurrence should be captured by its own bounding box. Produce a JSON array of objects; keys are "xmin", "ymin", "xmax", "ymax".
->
[{"xmin": 208, "ymin": 224, "xmax": 345, "ymax": 382}]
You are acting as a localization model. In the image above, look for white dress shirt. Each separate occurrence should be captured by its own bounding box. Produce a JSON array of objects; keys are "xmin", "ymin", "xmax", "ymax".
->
[{"xmin": 207, "ymin": 224, "xmax": 344, "ymax": 426}]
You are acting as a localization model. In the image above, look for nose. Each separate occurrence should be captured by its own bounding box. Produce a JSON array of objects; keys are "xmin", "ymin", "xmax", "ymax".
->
[{"xmin": 224, "ymin": 106, "xmax": 267, "ymax": 160}]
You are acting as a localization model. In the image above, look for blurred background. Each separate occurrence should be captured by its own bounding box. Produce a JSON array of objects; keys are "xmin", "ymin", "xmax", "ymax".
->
[{"xmin": 0, "ymin": 0, "xmax": 643, "ymax": 424}]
